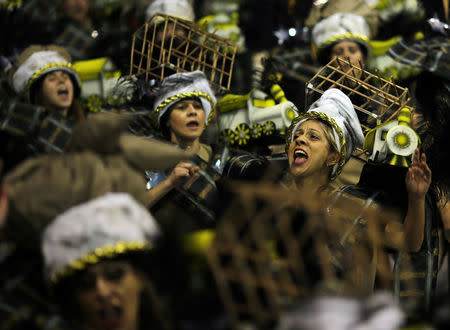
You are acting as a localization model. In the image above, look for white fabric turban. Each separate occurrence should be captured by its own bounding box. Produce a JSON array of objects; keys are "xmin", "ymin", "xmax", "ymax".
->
[
  {"xmin": 146, "ymin": 0, "xmax": 195, "ymax": 22},
  {"xmin": 312, "ymin": 13, "xmax": 372, "ymax": 63},
  {"xmin": 153, "ymin": 70, "xmax": 216, "ymax": 125}
]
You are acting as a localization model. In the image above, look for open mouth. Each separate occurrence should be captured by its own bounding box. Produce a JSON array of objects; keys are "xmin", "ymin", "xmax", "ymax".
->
[
  {"xmin": 186, "ymin": 120, "xmax": 199, "ymax": 129},
  {"xmin": 293, "ymin": 149, "xmax": 308, "ymax": 166},
  {"xmin": 99, "ymin": 305, "xmax": 123, "ymax": 330},
  {"xmin": 57, "ymin": 89, "xmax": 69, "ymax": 97}
]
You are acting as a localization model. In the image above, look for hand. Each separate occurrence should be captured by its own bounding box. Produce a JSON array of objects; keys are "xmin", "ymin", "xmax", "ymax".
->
[
  {"xmin": 166, "ymin": 161, "xmax": 199, "ymax": 188},
  {"xmin": 405, "ymin": 149, "xmax": 431, "ymax": 200}
]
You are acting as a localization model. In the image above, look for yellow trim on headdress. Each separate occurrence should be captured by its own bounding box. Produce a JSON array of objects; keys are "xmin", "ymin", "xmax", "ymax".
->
[
  {"xmin": 155, "ymin": 91, "xmax": 215, "ymax": 125},
  {"xmin": 3, "ymin": 0, "xmax": 23, "ymax": 10},
  {"xmin": 51, "ymin": 241, "xmax": 152, "ymax": 284},
  {"xmin": 285, "ymin": 111, "xmax": 347, "ymax": 180},
  {"xmin": 25, "ymin": 62, "xmax": 77, "ymax": 92},
  {"xmin": 319, "ymin": 33, "xmax": 370, "ymax": 50}
]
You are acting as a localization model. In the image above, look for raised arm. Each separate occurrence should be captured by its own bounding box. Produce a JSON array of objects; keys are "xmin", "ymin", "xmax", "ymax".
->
[{"xmin": 385, "ymin": 149, "xmax": 431, "ymax": 252}]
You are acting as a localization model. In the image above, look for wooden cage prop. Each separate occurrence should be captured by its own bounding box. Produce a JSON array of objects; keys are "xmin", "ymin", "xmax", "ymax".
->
[
  {"xmin": 207, "ymin": 182, "xmax": 415, "ymax": 329},
  {"xmin": 129, "ymin": 13, "xmax": 238, "ymax": 94},
  {"xmin": 306, "ymin": 57, "xmax": 413, "ymax": 134}
]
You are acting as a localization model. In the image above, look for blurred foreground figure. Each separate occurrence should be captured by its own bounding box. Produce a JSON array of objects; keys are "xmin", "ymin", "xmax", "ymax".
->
[
  {"xmin": 0, "ymin": 113, "xmax": 193, "ymax": 329},
  {"xmin": 2, "ymin": 112, "xmax": 195, "ymax": 246},
  {"xmin": 42, "ymin": 192, "xmax": 170, "ymax": 330}
]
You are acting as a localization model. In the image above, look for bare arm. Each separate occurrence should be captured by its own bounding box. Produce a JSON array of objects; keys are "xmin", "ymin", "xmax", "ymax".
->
[
  {"xmin": 147, "ymin": 161, "xmax": 199, "ymax": 208},
  {"xmin": 0, "ymin": 161, "xmax": 8, "ymax": 230},
  {"xmin": 385, "ymin": 149, "xmax": 431, "ymax": 252}
]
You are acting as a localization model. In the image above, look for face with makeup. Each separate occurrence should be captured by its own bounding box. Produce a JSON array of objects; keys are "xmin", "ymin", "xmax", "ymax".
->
[
  {"xmin": 167, "ymin": 98, "xmax": 205, "ymax": 145},
  {"xmin": 288, "ymin": 120, "xmax": 340, "ymax": 180},
  {"xmin": 37, "ymin": 70, "xmax": 74, "ymax": 113},
  {"xmin": 73, "ymin": 260, "xmax": 143, "ymax": 330},
  {"xmin": 330, "ymin": 40, "xmax": 365, "ymax": 78}
]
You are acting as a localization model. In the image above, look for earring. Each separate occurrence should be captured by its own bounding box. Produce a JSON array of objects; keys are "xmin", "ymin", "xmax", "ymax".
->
[{"xmin": 327, "ymin": 159, "xmax": 337, "ymax": 166}]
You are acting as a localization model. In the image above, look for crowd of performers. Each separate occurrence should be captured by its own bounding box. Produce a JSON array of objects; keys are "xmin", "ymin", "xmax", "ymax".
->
[{"xmin": 1, "ymin": 0, "xmax": 450, "ymax": 329}]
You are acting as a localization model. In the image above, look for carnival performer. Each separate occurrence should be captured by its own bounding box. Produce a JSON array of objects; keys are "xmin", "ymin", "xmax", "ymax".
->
[
  {"xmin": 138, "ymin": 70, "xmax": 222, "ymax": 232},
  {"xmin": 309, "ymin": 11, "xmax": 384, "ymax": 127},
  {"xmin": 0, "ymin": 113, "xmax": 193, "ymax": 329},
  {"xmin": 145, "ymin": 71, "xmax": 216, "ymax": 207},
  {"xmin": 2, "ymin": 45, "xmax": 84, "ymax": 150},
  {"xmin": 311, "ymin": 12, "xmax": 372, "ymax": 75},
  {"xmin": 286, "ymin": 88, "xmax": 431, "ymax": 252},
  {"xmin": 42, "ymin": 193, "xmax": 170, "ymax": 330},
  {"xmin": 142, "ymin": 70, "xmax": 268, "ymax": 230},
  {"xmin": 285, "ymin": 88, "xmax": 364, "ymax": 194},
  {"xmin": 309, "ymin": 12, "xmax": 377, "ymax": 187},
  {"xmin": 0, "ymin": 44, "xmax": 86, "ymax": 173},
  {"xmin": 388, "ymin": 30, "xmax": 450, "ymax": 312},
  {"xmin": 9, "ymin": 44, "xmax": 84, "ymax": 121}
]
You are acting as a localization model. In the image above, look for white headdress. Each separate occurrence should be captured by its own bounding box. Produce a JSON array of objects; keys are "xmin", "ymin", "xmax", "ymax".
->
[
  {"xmin": 287, "ymin": 88, "xmax": 364, "ymax": 179},
  {"xmin": 277, "ymin": 292, "xmax": 404, "ymax": 330},
  {"xmin": 153, "ymin": 70, "xmax": 216, "ymax": 125},
  {"xmin": 145, "ymin": 0, "xmax": 195, "ymax": 22},
  {"xmin": 11, "ymin": 46, "xmax": 81, "ymax": 101},
  {"xmin": 312, "ymin": 13, "xmax": 372, "ymax": 64},
  {"xmin": 42, "ymin": 193, "xmax": 160, "ymax": 284}
]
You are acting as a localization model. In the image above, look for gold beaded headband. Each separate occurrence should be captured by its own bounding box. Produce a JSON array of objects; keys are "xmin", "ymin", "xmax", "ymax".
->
[
  {"xmin": 25, "ymin": 62, "xmax": 78, "ymax": 92},
  {"xmin": 155, "ymin": 91, "xmax": 215, "ymax": 125},
  {"xmin": 319, "ymin": 33, "xmax": 370, "ymax": 50},
  {"xmin": 50, "ymin": 241, "xmax": 153, "ymax": 284}
]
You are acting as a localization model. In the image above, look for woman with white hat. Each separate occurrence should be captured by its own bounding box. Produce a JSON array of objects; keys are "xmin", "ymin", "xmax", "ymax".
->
[
  {"xmin": 42, "ymin": 193, "xmax": 170, "ymax": 330},
  {"xmin": 143, "ymin": 70, "xmax": 268, "ymax": 229},
  {"xmin": 9, "ymin": 44, "xmax": 84, "ymax": 121},
  {"xmin": 286, "ymin": 88, "xmax": 431, "ymax": 252},
  {"xmin": 308, "ymin": 13, "xmax": 381, "ymax": 188},
  {"xmin": 145, "ymin": 70, "xmax": 217, "ymax": 209},
  {"xmin": 0, "ymin": 45, "xmax": 85, "ymax": 171},
  {"xmin": 311, "ymin": 12, "xmax": 373, "ymax": 74},
  {"xmin": 286, "ymin": 88, "xmax": 364, "ymax": 192}
]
